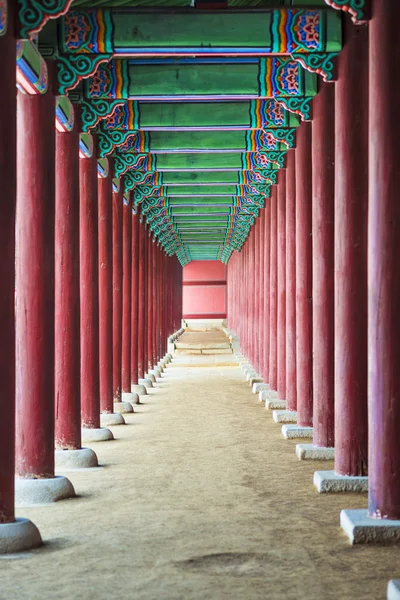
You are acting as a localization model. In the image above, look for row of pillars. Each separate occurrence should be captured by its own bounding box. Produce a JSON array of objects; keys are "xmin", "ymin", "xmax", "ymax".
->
[
  {"xmin": 228, "ymin": 6, "xmax": 400, "ymax": 537},
  {"xmin": 0, "ymin": 9, "xmax": 182, "ymax": 551}
]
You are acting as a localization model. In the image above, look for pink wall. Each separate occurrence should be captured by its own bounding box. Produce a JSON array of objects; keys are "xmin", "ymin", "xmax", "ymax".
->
[{"xmin": 182, "ymin": 261, "xmax": 227, "ymax": 319}]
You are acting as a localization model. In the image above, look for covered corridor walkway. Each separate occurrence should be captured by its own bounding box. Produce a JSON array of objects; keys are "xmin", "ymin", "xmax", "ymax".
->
[{"xmin": 1, "ymin": 332, "xmax": 398, "ymax": 600}]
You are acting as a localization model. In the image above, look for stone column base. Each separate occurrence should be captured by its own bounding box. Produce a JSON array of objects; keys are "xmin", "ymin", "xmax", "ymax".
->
[
  {"xmin": 313, "ymin": 470, "xmax": 368, "ymax": 493},
  {"xmin": 0, "ymin": 518, "xmax": 42, "ymax": 554},
  {"xmin": 282, "ymin": 425, "xmax": 313, "ymax": 439},
  {"xmin": 249, "ymin": 376, "xmax": 263, "ymax": 386},
  {"xmin": 114, "ymin": 400, "xmax": 134, "ymax": 414},
  {"xmin": 260, "ymin": 390, "xmax": 279, "ymax": 401},
  {"xmin": 145, "ymin": 373, "xmax": 156, "ymax": 383},
  {"xmin": 15, "ymin": 475, "xmax": 75, "ymax": 506},
  {"xmin": 139, "ymin": 378, "xmax": 153, "ymax": 389},
  {"xmin": 296, "ymin": 444, "xmax": 335, "ymax": 461},
  {"xmin": 55, "ymin": 448, "xmax": 98, "ymax": 469},
  {"xmin": 388, "ymin": 580, "xmax": 400, "ymax": 600},
  {"xmin": 252, "ymin": 382, "xmax": 269, "ymax": 394},
  {"xmin": 100, "ymin": 413, "xmax": 125, "ymax": 427},
  {"xmin": 265, "ymin": 399, "xmax": 286, "ymax": 410},
  {"xmin": 131, "ymin": 384, "xmax": 147, "ymax": 396},
  {"xmin": 341, "ymin": 510, "xmax": 400, "ymax": 545},
  {"xmin": 272, "ymin": 410, "xmax": 297, "ymax": 423},
  {"xmin": 81, "ymin": 427, "xmax": 114, "ymax": 443}
]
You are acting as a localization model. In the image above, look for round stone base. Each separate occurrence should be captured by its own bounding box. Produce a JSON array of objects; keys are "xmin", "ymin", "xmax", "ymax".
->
[
  {"xmin": 0, "ymin": 518, "xmax": 42, "ymax": 554},
  {"xmin": 15, "ymin": 475, "xmax": 75, "ymax": 507},
  {"xmin": 100, "ymin": 412, "xmax": 125, "ymax": 427},
  {"xmin": 55, "ymin": 448, "xmax": 98, "ymax": 470},
  {"xmin": 81, "ymin": 427, "xmax": 114, "ymax": 443},
  {"xmin": 131, "ymin": 384, "xmax": 147, "ymax": 396},
  {"xmin": 114, "ymin": 400, "xmax": 134, "ymax": 414},
  {"xmin": 139, "ymin": 378, "xmax": 153, "ymax": 389},
  {"xmin": 149, "ymin": 368, "xmax": 161, "ymax": 378},
  {"xmin": 123, "ymin": 391, "xmax": 139, "ymax": 405},
  {"xmin": 145, "ymin": 373, "xmax": 156, "ymax": 383}
]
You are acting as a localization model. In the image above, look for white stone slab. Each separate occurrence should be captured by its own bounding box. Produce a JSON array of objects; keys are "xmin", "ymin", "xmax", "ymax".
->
[
  {"xmin": 341, "ymin": 509, "xmax": 400, "ymax": 545},
  {"xmin": 249, "ymin": 376, "xmax": 263, "ymax": 386},
  {"xmin": 388, "ymin": 580, "xmax": 400, "ymax": 600},
  {"xmin": 282, "ymin": 425, "xmax": 313, "ymax": 439},
  {"xmin": 272, "ymin": 410, "xmax": 297, "ymax": 423},
  {"xmin": 259, "ymin": 390, "xmax": 279, "ymax": 401},
  {"xmin": 296, "ymin": 444, "xmax": 335, "ymax": 461},
  {"xmin": 314, "ymin": 470, "xmax": 368, "ymax": 493},
  {"xmin": 265, "ymin": 399, "xmax": 286, "ymax": 410},
  {"xmin": 0, "ymin": 518, "xmax": 42, "ymax": 554}
]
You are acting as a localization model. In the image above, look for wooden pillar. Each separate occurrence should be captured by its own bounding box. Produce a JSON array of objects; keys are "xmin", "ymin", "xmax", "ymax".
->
[
  {"xmin": 98, "ymin": 166, "xmax": 114, "ymax": 414},
  {"xmin": 55, "ymin": 106, "xmax": 81, "ymax": 449},
  {"xmin": 152, "ymin": 241, "xmax": 158, "ymax": 367},
  {"xmin": 112, "ymin": 180, "xmax": 123, "ymax": 402},
  {"xmin": 334, "ymin": 18, "xmax": 368, "ymax": 476},
  {"xmin": 122, "ymin": 194, "xmax": 132, "ymax": 394},
  {"xmin": 285, "ymin": 150, "xmax": 297, "ymax": 412},
  {"xmin": 368, "ymin": 0, "xmax": 400, "ymax": 518},
  {"xmin": 15, "ymin": 87, "xmax": 56, "ymax": 477},
  {"xmin": 0, "ymin": 4, "xmax": 17, "ymax": 521},
  {"xmin": 295, "ymin": 122, "xmax": 313, "ymax": 428},
  {"xmin": 262, "ymin": 200, "xmax": 271, "ymax": 383},
  {"xmin": 258, "ymin": 209, "xmax": 265, "ymax": 375},
  {"xmin": 312, "ymin": 82, "xmax": 335, "ymax": 448},
  {"xmin": 131, "ymin": 209, "xmax": 139, "ymax": 385},
  {"xmin": 80, "ymin": 139, "xmax": 100, "ymax": 429},
  {"xmin": 269, "ymin": 186, "xmax": 278, "ymax": 390},
  {"xmin": 277, "ymin": 169, "xmax": 287, "ymax": 401},
  {"xmin": 137, "ymin": 220, "xmax": 146, "ymax": 379},
  {"xmin": 147, "ymin": 233, "xmax": 154, "ymax": 371}
]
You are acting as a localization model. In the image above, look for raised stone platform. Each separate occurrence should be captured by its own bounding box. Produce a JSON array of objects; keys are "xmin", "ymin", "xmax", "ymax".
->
[
  {"xmin": 314, "ymin": 470, "xmax": 368, "ymax": 493},
  {"xmin": 296, "ymin": 444, "xmax": 335, "ymax": 461},
  {"xmin": 341, "ymin": 510, "xmax": 400, "ymax": 545},
  {"xmin": 282, "ymin": 425, "xmax": 313, "ymax": 439},
  {"xmin": 272, "ymin": 410, "xmax": 297, "ymax": 423},
  {"xmin": 174, "ymin": 329, "xmax": 233, "ymax": 355}
]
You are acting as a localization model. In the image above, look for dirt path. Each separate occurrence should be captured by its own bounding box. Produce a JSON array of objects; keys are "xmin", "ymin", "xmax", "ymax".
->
[{"xmin": 1, "ymin": 354, "xmax": 398, "ymax": 600}]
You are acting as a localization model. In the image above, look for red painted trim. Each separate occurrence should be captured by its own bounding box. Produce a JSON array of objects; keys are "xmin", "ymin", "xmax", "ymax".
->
[
  {"xmin": 183, "ymin": 280, "xmax": 226, "ymax": 286},
  {"xmin": 183, "ymin": 313, "xmax": 227, "ymax": 319}
]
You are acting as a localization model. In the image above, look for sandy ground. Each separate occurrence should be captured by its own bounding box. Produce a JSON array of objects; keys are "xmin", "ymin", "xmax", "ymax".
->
[{"xmin": 1, "ymin": 354, "xmax": 399, "ymax": 600}]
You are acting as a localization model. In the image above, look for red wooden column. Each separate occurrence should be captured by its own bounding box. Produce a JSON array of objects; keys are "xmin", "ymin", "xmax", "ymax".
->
[
  {"xmin": 146, "ymin": 232, "xmax": 154, "ymax": 374},
  {"xmin": 262, "ymin": 200, "xmax": 271, "ymax": 384},
  {"xmin": 79, "ymin": 138, "xmax": 113, "ymax": 443},
  {"xmin": 285, "ymin": 151, "xmax": 297, "ymax": 413},
  {"xmin": 315, "ymin": 18, "xmax": 368, "ymax": 493},
  {"xmin": 152, "ymin": 241, "xmax": 158, "ymax": 368},
  {"xmin": 311, "ymin": 82, "xmax": 335, "ymax": 451},
  {"xmin": 15, "ymin": 82, "xmax": 75, "ymax": 502},
  {"xmin": 98, "ymin": 162, "xmax": 125, "ymax": 425},
  {"xmin": 257, "ymin": 209, "xmax": 264, "ymax": 374},
  {"xmin": 277, "ymin": 170, "xmax": 287, "ymax": 402},
  {"xmin": 131, "ymin": 209, "xmax": 145, "ymax": 394},
  {"xmin": 269, "ymin": 186, "xmax": 278, "ymax": 391},
  {"xmin": 334, "ymin": 19, "xmax": 368, "ymax": 479},
  {"xmin": 368, "ymin": 0, "xmax": 400, "ymax": 520},
  {"xmin": 0, "ymin": 3, "xmax": 41, "ymax": 551},
  {"xmin": 137, "ymin": 220, "xmax": 147, "ymax": 381},
  {"xmin": 112, "ymin": 179, "xmax": 123, "ymax": 403},
  {"xmin": 54, "ymin": 104, "xmax": 98, "ymax": 469},
  {"xmin": 295, "ymin": 123, "xmax": 313, "ymax": 428}
]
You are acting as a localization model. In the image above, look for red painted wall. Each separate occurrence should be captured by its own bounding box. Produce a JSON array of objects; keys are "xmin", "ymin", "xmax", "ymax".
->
[{"xmin": 182, "ymin": 261, "xmax": 227, "ymax": 319}]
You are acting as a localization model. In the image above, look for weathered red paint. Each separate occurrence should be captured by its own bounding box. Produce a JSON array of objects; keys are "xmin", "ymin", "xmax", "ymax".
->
[
  {"xmin": 131, "ymin": 208, "xmax": 139, "ymax": 385},
  {"xmin": 147, "ymin": 234, "xmax": 154, "ymax": 371},
  {"xmin": 269, "ymin": 186, "xmax": 278, "ymax": 391},
  {"xmin": 152, "ymin": 241, "xmax": 157, "ymax": 367},
  {"xmin": 80, "ymin": 143, "xmax": 100, "ymax": 429},
  {"xmin": 0, "ymin": 3, "xmax": 17, "ymax": 521},
  {"xmin": 98, "ymin": 170, "xmax": 114, "ymax": 413},
  {"xmin": 368, "ymin": 0, "xmax": 400, "ymax": 518},
  {"xmin": 257, "ymin": 209, "xmax": 265, "ymax": 374},
  {"xmin": 55, "ymin": 109, "xmax": 81, "ymax": 450},
  {"xmin": 334, "ymin": 17, "xmax": 368, "ymax": 476},
  {"xmin": 262, "ymin": 200, "xmax": 271, "ymax": 383},
  {"xmin": 112, "ymin": 182, "xmax": 123, "ymax": 401},
  {"xmin": 16, "ymin": 87, "xmax": 56, "ymax": 478},
  {"xmin": 295, "ymin": 122, "xmax": 313, "ymax": 428},
  {"xmin": 277, "ymin": 170, "xmax": 286, "ymax": 401},
  {"xmin": 312, "ymin": 82, "xmax": 335, "ymax": 448},
  {"xmin": 122, "ymin": 195, "xmax": 132, "ymax": 393},
  {"xmin": 137, "ymin": 221, "xmax": 146, "ymax": 379},
  {"xmin": 285, "ymin": 150, "xmax": 297, "ymax": 412}
]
